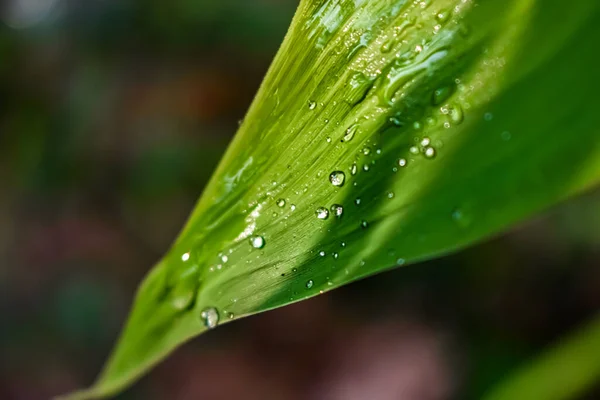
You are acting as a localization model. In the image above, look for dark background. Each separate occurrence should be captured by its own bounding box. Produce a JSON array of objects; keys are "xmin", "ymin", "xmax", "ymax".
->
[{"xmin": 0, "ymin": 1, "xmax": 599, "ymax": 399}]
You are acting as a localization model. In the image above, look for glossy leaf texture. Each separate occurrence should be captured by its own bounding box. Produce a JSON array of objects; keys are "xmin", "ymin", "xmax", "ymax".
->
[{"xmin": 64, "ymin": 0, "xmax": 600, "ymax": 398}]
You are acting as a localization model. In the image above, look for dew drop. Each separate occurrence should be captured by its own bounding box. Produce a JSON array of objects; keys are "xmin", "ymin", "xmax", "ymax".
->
[
  {"xmin": 449, "ymin": 103, "xmax": 464, "ymax": 124},
  {"xmin": 361, "ymin": 220, "xmax": 369, "ymax": 229},
  {"xmin": 424, "ymin": 147, "xmax": 437, "ymax": 159},
  {"xmin": 436, "ymin": 10, "xmax": 450, "ymax": 23},
  {"xmin": 396, "ymin": 258, "xmax": 406, "ymax": 266},
  {"xmin": 409, "ymin": 146, "xmax": 420, "ymax": 155},
  {"xmin": 387, "ymin": 192, "xmax": 395, "ymax": 199},
  {"xmin": 329, "ymin": 171, "xmax": 346, "ymax": 187},
  {"xmin": 484, "ymin": 112, "xmax": 493, "ymax": 121},
  {"xmin": 398, "ymin": 158, "xmax": 407, "ymax": 167},
  {"xmin": 170, "ymin": 286, "xmax": 195, "ymax": 310},
  {"xmin": 350, "ymin": 163, "xmax": 358, "ymax": 175},
  {"xmin": 200, "ymin": 307, "xmax": 219, "ymax": 329},
  {"xmin": 221, "ymin": 254, "xmax": 228, "ymax": 263},
  {"xmin": 343, "ymin": 124, "xmax": 358, "ymax": 142},
  {"xmin": 250, "ymin": 235, "xmax": 265, "ymax": 249},
  {"xmin": 501, "ymin": 131, "xmax": 512, "ymax": 141},
  {"xmin": 326, "ymin": 137, "xmax": 332, "ymax": 143},
  {"xmin": 306, "ymin": 280, "xmax": 314, "ymax": 289},
  {"xmin": 290, "ymin": 204, "xmax": 297, "ymax": 211},
  {"xmin": 420, "ymin": 137, "xmax": 431, "ymax": 147},
  {"xmin": 316, "ymin": 207, "xmax": 330, "ymax": 220},
  {"xmin": 355, "ymin": 198, "xmax": 361, "ymax": 206},
  {"xmin": 181, "ymin": 252, "xmax": 190, "ymax": 262},
  {"xmin": 332, "ymin": 252, "xmax": 339, "ymax": 259},
  {"xmin": 330, "ymin": 204, "xmax": 344, "ymax": 217},
  {"xmin": 276, "ymin": 198, "xmax": 286, "ymax": 207},
  {"xmin": 363, "ymin": 164, "xmax": 370, "ymax": 172},
  {"xmin": 308, "ymin": 100, "xmax": 316, "ymax": 110},
  {"xmin": 319, "ymin": 250, "xmax": 326, "ymax": 257},
  {"xmin": 363, "ymin": 147, "xmax": 371, "ymax": 156}
]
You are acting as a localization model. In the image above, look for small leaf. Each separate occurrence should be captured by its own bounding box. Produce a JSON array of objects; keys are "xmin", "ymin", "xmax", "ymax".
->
[
  {"xmin": 65, "ymin": 0, "xmax": 600, "ymax": 398},
  {"xmin": 483, "ymin": 314, "xmax": 600, "ymax": 400}
]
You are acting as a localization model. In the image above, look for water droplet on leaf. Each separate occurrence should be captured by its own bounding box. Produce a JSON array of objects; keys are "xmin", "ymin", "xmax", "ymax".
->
[
  {"xmin": 424, "ymin": 147, "xmax": 437, "ymax": 159},
  {"xmin": 200, "ymin": 307, "xmax": 219, "ymax": 329},
  {"xmin": 330, "ymin": 204, "xmax": 344, "ymax": 217},
  {"xmin": 343, "ymin": 124, "xmax": 358, "ymax": 142},
  {"xmin": 250, "ymin": 235, "xmax": 265, "ymax": 249},
  {"xmin": 329, "ymin": 171, "xmax": 346, "ymax": 187},
  {"xmin": 316, "ymin": 207, "xmax": 330, "ymax": 220}
]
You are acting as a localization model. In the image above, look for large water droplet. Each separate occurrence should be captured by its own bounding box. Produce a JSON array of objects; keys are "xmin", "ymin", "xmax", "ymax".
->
[
  {"xmin": 424, "ymin": 147, "xmax": 437, "ymax": 159},
  {"xmin": 200, "ymin": 307, "xmax": 219, "ymax": 329},
  {"xmin": 250, "ymin": 235, "xmax": 265, "ymax": 249},
  {"xmin": 449, "ymin": 103, "xmax": 464, "ymax": 125},
  {"xmin": 316, "ymin": 207, "xmax": 330, "ymax": 220},
  {"xmin": 170, "ymin": 283, "xmax": 196, "ymax": 310},
  {"xmin": 329, "ymin": 171, "xmax": 346, "ymax": 187},
  {"xmin": 330, "ymin": 204, "xmax": 344, "ymax": 217},
  {"xmin": 343, "ymin": 124, "xmax": 358, "ymax": 142}
]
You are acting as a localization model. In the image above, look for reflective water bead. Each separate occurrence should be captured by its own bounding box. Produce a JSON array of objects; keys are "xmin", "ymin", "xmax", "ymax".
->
[
  {"xmin": 316, "ymin": 207, "xmax": 330, "ymax": 220},
  {"xmin": 200, "ymin": 307, "xmax": 220, "ymax": 329},
  {"xmin": 330, "ymin": 204, "xmax": 344, "ymax": 217},
  {"xmin": 424, "ymin": 147, "xmax": 437, "ymax": 159},
  {"xmin": 329, "ymin": 171, "xmax": 346, "ymax": 187},
  {"xmin": 250, "ymin": 235, "xmax": 265, "ymax": 249}
]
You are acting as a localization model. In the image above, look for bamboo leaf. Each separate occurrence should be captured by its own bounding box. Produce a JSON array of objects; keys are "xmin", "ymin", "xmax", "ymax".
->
[{"xmin": 64, "ymin": 0, "xmax": 600, "ymax": 398}]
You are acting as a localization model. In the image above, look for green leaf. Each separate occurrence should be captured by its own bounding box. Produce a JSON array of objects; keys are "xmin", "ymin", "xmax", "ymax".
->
[
  {"xmin": 63, "ymin": 0, "xmax": 600, "ymax": 398},
  {"xmin": 483, "ymin": 313, "xmax": 600, "ymax": 400}
]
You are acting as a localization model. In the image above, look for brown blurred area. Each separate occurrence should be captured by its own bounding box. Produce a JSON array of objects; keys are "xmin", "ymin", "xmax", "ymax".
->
[{"xmin": 0, "ymin": 1, "xmax": 599, "ymax": 399}]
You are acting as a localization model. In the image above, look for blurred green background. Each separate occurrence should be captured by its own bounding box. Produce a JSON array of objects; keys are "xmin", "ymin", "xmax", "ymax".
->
[{"xmin": 0, "ymin": 1, "xmax": 599, "ymax": 399}]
